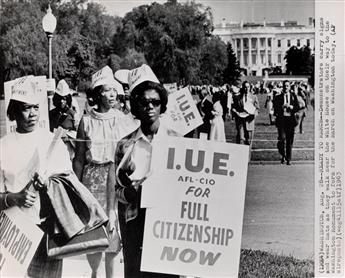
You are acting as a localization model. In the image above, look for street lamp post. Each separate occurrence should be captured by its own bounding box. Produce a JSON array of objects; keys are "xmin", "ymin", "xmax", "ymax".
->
[{"xmin": 42, "ymin": 4, "xmax": 57, "ymax": 110}]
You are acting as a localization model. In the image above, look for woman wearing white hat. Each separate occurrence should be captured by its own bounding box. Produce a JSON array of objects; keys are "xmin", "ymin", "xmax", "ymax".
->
[
  {"xmin": 73, "ymin": 66, "xmax": 138, "ymax": 278},
  {"xmin": 108, "ymin": 64, "xmax": 179, "ymax": 278},
  {"xmin": 49, "ymin": 79, "xmax": 78, "ymax": 159},
  {"xmin": 0, "ymin": 76, "xmax": 74, "ymax": 277}
]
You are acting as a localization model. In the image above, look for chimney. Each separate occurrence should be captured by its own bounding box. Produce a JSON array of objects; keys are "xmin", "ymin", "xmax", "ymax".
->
[
  {"xmin": 221, "ymin": 18, "xmax": 226, "ymax": 28},
  {"xmin": 308, "ymin": 17, "xmax": 313, "ymax": 26},
  {"xmin": 280, "ymin": 19, "xmax": 285, "ymax": 27},
  {"xmin": 240, "ymin": 20, "xmax": 244, "ymax": 28},
  {"xmin": 263, "ymin": 17, "xmax": 266, "ymax": 27}
]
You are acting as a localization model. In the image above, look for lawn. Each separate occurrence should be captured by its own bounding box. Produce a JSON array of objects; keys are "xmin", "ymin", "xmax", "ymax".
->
[{"xmin": 239, "ymin": 249, "xmax": 314, "ymax": 278}]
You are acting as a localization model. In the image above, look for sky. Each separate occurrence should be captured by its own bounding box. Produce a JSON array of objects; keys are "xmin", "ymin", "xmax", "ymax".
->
[{"xmin": 95, "ymin": 0, "xmax": 315, "ymax": 26}]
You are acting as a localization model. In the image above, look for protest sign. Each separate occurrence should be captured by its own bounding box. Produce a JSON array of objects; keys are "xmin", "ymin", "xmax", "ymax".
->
[
  {"xmin": 163, "ymin": 83, "xmax": 178, "ymax": 94},
  {"xmin": 141, "ymin": 137, "xmax": 249, "ymax": 277},
  {"xmin": 0, "ymin": 207, "xmax": 43, "ymax": 277},
  {"xmin": 161, "ymin": 87, "xmax": 203, "ymax": 135},
  {"xmin": 4, "ymin": 76, "xmax": 49, "ymax": 135}
]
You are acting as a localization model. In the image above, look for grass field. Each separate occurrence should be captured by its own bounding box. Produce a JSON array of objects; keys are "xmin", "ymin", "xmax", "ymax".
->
[{"xmin": 239, "ymin": 249, "xmax": 314, "ymax": 277}]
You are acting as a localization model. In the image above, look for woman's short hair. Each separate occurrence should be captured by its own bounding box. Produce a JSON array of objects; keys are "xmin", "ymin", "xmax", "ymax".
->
[
  {"xmin": 52, "ymin": 93, "xmax": 72, "ymax": 108},
  {"xmin": 7, "ymin": 99, "xmax": 24, "ymax": 121},
  {"xmin": 130, "ymin": 81, "xmax": 168, "ymax": 118},
  {"xmin": 86, "ymin": 85, "xmax": 104, "ymax": 107}
]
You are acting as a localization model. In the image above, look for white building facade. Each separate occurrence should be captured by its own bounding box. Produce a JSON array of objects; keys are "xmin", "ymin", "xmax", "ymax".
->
[{"xmin": 214, "ymin": 19, "xmax": 315, "ymax": 76}]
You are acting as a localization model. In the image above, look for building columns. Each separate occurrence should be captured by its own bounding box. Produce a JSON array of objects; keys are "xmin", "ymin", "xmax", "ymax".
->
[
  {"xmin": 265, "ymin": 37, "xmax": 269, "ymax": 66},
  {"xmin": 271, "ymin": 37, "xmax": 275, "ymax": 66},
  {"xmin": 248, "ymin": 37, "xmax": 252, "ymax": 69},
  {"xmin": 240, "ymin": 38, "xmax": 244, "ymax": 67}
]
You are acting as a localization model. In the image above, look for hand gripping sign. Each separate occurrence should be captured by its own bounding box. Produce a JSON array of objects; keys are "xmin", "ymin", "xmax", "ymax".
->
[
  {"xmin": 161, "ymin": 87, "xmax": 203, "ymax": 135},
  {"xmin": 140, "ymin": 137, "xmax": 249, "ymax": 277}
]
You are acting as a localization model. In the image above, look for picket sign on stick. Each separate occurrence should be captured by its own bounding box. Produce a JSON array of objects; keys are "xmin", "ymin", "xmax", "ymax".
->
[
  {"xmin": 161, "ymin": 87, "xmax": 203, "ymax": 135},
  {"xmin": 140, "ymin": 137, "xmax": 249, "ymax": 277}
]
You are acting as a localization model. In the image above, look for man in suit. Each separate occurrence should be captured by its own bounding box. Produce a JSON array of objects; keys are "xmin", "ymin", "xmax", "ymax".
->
[
  {"xmin": 197, "ymin": 87, "xmax": 214, "ymax": 139},
  {"xmin": 273, "ymin": 80, "xmax": 301, "ymax": 165}
]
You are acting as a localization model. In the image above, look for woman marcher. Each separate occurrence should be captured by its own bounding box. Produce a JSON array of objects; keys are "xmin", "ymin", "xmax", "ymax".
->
[
  {"xmin": 108, "ymin": 64, "xmax": 179, "ymax": 278},
  {"xmin": 264, "ymin": 83, "xmax": 275, "ymax": 125},
  {"xmin": 49, "ymin": 79, "xmax": 78, "ymax": 159},
  {"xmin": 296, "ymin": 85, "xmax": 307, "ymax": 134},
  {"xmin": 210, "ymin": 91, "xmax": 226, "ymax": 142},
  {"xmin": 0, "ymin": 77, "xmax": 107, "ymax": 278},
  {"xmin": 73, "ymin": 66, "xmax": 138, "ymax": 278}
]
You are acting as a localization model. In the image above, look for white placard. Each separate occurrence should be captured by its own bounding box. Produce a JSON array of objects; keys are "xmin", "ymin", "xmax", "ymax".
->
[
  {"xmin": 161, "ymin": 87, "xmax": 203, "ymax": 135},
  {"xmin": 141, "ymin": 137, "xmax": 249, "ymax": 277},
  {"xmin": 0, "ymin": 207, "xmax": 44, "ymax": 277}
]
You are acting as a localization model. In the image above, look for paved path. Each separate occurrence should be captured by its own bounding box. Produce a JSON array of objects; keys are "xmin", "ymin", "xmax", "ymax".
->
[
  {"xmin": 62, "ymin": 163, "xmax": 314, "ymax": 277},
  {"xmin": 242, "ymin": 163, "xmax": 314, "ymax": 260}
]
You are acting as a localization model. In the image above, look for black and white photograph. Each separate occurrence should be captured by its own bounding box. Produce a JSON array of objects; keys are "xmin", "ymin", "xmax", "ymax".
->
[{"xmin": 0, "ymin": 0, "xmax": 343, "ymax": 277}]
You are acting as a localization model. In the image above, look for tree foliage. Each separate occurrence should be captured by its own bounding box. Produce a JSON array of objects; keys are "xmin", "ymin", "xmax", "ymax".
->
[
  {"xmin": 0, "ymin": 0, "xmax": 122, "ymax": 91},
  {"xmin": 1, "ymin": 0, "xmax": 241, "ymax": 95},
  {"xmin": 285, "ymin": 46, "xmax": 314, "ymax": 75},
  {"xmin": 112, "ymin": 1, "xmax": 233, "ymax": 85},
  {"xmin": 222, "ymin": 42, "xmax": 241, "ymax": 86}
]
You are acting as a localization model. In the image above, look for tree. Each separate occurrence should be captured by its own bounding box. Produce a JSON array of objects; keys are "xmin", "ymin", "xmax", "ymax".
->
[
  {"xmin": 0, "ymin": 0, "xmax": 123, "ymax": 93},
  {"xmin": 285, "ymin": 46, "xmax": 314, "ymax": 75},
  {"xmin": 200, "ymin": 37, "xmax": 227, "ymax": 85},
  {"xmin": 223, "ymin": 42, "xmax": 241, "ymax": 86},
  {"xmin": 113, "ymin": 1, "xmax": 219, "ymax": 85}
]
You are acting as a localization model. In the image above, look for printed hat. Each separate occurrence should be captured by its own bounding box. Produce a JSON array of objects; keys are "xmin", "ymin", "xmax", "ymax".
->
[
  {"xmin": 11, "ymin": 76, "xmax": 39, "ymax": 105},
  {"xmin": 91, "ymin": 66, "xmax": 124, "ymax": 95},
  {"xmin": 114, "ymin": 69, "xmax": 130, "ymax": 85},
  {"xmin": 231, "ymin": 85, "xmax": 240, "ymax": 94},
  {"xmin": 55, "ymin": 79, "xmax": 71, "ymax": 97},
  {"xmin": 128, "ymin": 64, "xmax": 160, "ymax": 92}
]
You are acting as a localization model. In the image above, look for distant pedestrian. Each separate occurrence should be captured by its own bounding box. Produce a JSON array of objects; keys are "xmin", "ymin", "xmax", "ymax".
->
[
  {"xmin": 264, "ymin": 83, "xmax": 275, "ymax": 125},
  {"xmin": 273, "ymin": 80, "xmax": 301, "ymax": 165},
  {"xmin": 210, "ymin": 91, "xmax": 226, "ymax": 142},
  {"xmin": 296, "ymin": 86, "xmax": 307, "ymax": 134},
  {"xmin": 232, "ymin": 81, "xmax": 259, "ymax": 160},
  {"xmin": 197, "ymin": 87, "xmax": 214, "ymax": 139}
]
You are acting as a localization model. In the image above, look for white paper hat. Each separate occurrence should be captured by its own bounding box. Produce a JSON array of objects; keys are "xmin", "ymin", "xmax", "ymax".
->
[
  {"xmin": 55, "ymin": 79, "xmax": 71, "ymax": 97},
  {"xmin": 11, "ymin": 76, "xmax": 39, "ymax": 105},
  {"xmin": 114, "ymin": 69, "xmax": 130, "ymax": 85},
  {"xmin": 128, "ymin": 64, "xmax": 160, "ymax": 92},
  {"xmin": 91, "ymin": 66, "xmax": 124, "ymax": 95},
  {"xmin": 231, "ymin": 85, "xmax": 240, "ymax": 94}
]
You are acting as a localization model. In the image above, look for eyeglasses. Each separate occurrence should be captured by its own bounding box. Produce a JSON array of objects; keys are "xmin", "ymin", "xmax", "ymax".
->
[{"xmin": 138, "ymin": 98, "xmax": 161, "ymax": 107}]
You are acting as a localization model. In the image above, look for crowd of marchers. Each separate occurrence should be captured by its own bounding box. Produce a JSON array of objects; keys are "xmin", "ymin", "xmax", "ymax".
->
[{"xmin": 0, "ymin": 63, "xmax": 312, "ymax": 278}]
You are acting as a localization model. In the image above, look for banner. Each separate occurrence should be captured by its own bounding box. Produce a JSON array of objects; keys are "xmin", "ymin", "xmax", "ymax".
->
[
  {"xmin": 0, "ymin": 207, "xmax": 43, "ymax": 277},
  {"xmin": 161, "ymin": 87, "xmax": 203, "ymax": 135},
  {"xmin": 4, "ymin": 76, "xmax": 49, "ymax": 135},
  {"xmin": 141, "ymin": 137, "xmax": 249, "ymax": 277}
]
